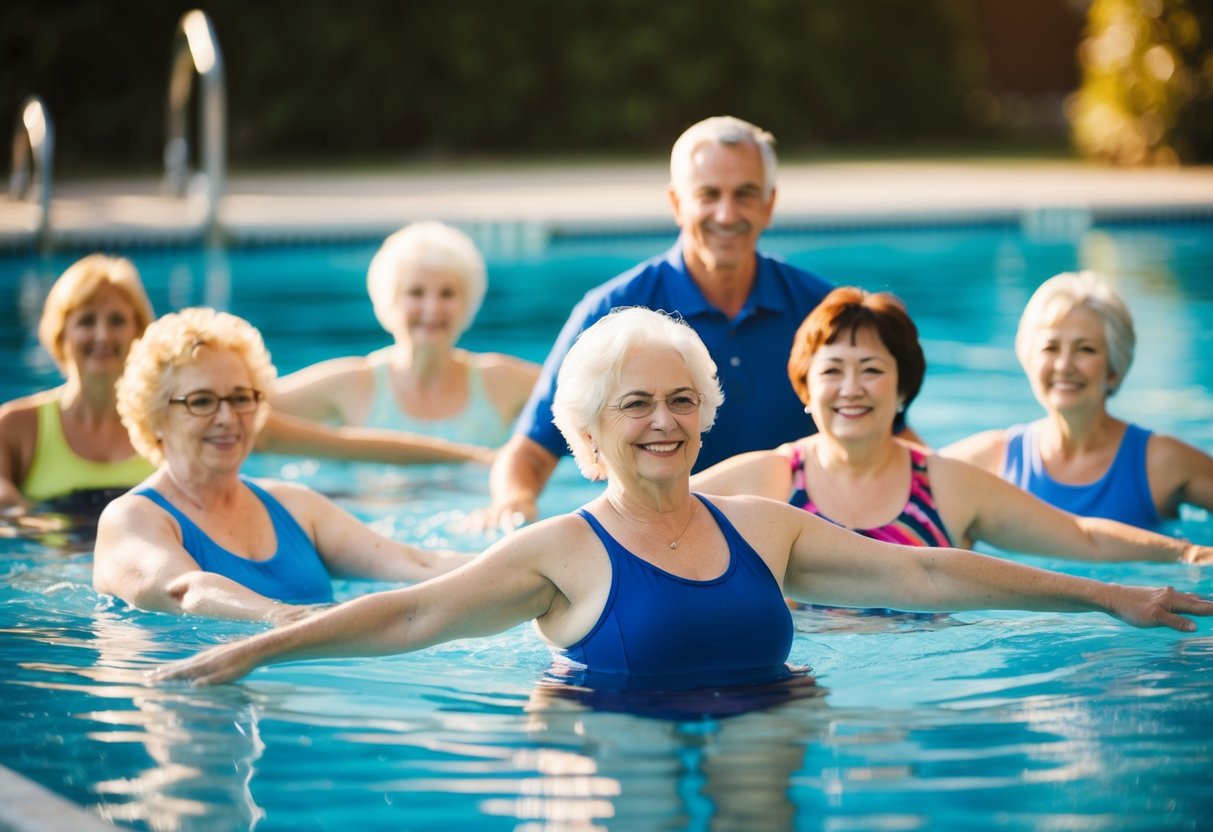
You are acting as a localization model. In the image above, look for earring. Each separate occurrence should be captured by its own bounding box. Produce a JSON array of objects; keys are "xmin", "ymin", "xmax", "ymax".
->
[
  {"xmin": 803, "ymin": 405, "xmax": 811, "ymax": 415},
  {"xmin": 897, "ymin": 404, "xmax": 905, "ymax": 414}
]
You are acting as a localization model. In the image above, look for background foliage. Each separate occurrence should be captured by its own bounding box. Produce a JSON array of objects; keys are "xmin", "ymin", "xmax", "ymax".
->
[
  {"xmin": 1070, "ymin": 0, "xmax": 1213, "ymax": 164},
  {"xmin": 2, "ymin": 0, "xmax": 986, "ymax": 174},
  {"xmin": 2, "ymin": 1, "xmax": 1208, "ymax": 174}
]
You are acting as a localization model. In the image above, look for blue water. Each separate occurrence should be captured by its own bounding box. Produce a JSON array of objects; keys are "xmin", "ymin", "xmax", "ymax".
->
[{"xmin": 2, "ymin": 220, "xmax": 1213, "ymax": 831}]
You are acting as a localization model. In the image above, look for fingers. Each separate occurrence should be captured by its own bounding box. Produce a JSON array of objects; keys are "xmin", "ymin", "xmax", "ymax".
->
[
  {"xmin": 502, "ymin": 510, "xmax": 529, "ymax": 534},
  {"xmin": 1183, "ymin": 546, "xmax": 1213, "ymax": 565},
  {"xmin": 1155, "ymin": 611, "xmax": 1198, "ymax": 632}
]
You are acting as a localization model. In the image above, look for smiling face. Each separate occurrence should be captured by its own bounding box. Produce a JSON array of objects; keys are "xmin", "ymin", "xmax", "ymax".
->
[
  {"xmin": 591, "ymin": 346, "xmax": 703, "ymax": 486},
  {"xmin": 1024, "ymin": 305, "xmax": 1114, "ymax": 415},
  {"xmin": 61, "ymin": 283, "xmax": 140, "ymax": 381},
  {"xmin": 391, "ymin": 264, "xmax": 469, "ymax": 347},
  {"xmin": 668, "ymin": 141, "xmax": 775, "ymax": 281},
  {"xmin": 158, "ymin": 347, "xmax": 262, "ymax": 478},
  {"xmin": 805, "ymin": 326, "xmax": 902, "ymax": 443}
]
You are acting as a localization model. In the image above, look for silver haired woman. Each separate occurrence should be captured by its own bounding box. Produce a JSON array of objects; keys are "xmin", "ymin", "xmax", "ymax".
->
[
  {"xmin": 944, "ymin": 271, "xmax": 1213, "ymax": 529},
  {"xmin": 155, "ymin": 307, "xmax": 1212, "ymax": 689}
]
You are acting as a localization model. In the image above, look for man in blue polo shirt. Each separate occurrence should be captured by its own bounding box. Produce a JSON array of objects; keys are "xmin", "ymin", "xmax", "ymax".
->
[{"xmin": 484, "ymin": 115, "xmax": 834, "ymax": 530}]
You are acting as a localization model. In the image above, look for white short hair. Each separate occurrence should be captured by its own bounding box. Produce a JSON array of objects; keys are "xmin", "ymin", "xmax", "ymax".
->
[
  {"xmin": 366, "ymin": 221, "xmax": 487, "ymax": 338},
  {"xmin": 552, "ymin": 307, "xmax": 723, "ymax": 480},
  {"xmin": 670, "ymin": 115, "xmax": 777, "ymax": 198},
  {"xmin": 1015, "ymin": 271, "xmax": 1136, "ymax": 395}
]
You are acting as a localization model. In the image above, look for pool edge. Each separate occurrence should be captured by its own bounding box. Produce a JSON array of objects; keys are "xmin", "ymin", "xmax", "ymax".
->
[{"xmin": 0, "ymin": 766, "xmax": 120, "ymax": 832}]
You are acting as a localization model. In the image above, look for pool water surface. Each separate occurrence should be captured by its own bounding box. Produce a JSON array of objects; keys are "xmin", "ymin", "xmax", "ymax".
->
[{"xmin": 1, "ymin": 220, "xmax": 1212, "ymax": 830}]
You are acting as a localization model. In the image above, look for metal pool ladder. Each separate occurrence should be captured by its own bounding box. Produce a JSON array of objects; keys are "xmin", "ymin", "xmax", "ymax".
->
[
  {"xmin": 8, "ymin": 95, "xmax": 54, "ymax": 250},
  {"xmin": 164, "ymin": 9, "xmax": 226, "ymax": 243}
]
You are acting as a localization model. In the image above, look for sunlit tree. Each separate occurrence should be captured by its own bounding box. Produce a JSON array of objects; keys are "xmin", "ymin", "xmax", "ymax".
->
[{"xmin": 1068, "ymin": 0, "xmax": 1213, "ymax": 164}]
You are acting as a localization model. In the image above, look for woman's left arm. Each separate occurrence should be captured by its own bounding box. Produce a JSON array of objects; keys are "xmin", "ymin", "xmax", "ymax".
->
[
  {"xmin": 266, "ymin": 480, "xmax": 473, "ymax": 582},
  {"xmin": 1149, "ymin": 435, "xmax": 1213, "ymax": 517},
  {"xmin": 930, "ymin": 454, "xmax": 1210, "ymax": 564},
  {"xmin": 774, "ymin": 500, "xmax": 1213, "ymax": 630}
]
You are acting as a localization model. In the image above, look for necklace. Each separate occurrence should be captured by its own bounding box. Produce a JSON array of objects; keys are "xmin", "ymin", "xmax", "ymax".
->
[
  {"xmin": 608, "ymin": 497, "xmax": 697, "ymax": 550},
  {"xmin": 668, "ymin": 503, "xmax": 696, "ymax": 550}
]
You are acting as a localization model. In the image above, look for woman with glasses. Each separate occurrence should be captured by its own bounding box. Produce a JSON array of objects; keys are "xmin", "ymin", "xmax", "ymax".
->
[
  {"xmin": 93, "ymin": 308, "xmax": 473, "ymax": 623},
  {"xmin": 154, "ymin": 307, "xmax": 1211, "ymax": 691},
  {"xmin": 691, "ymin": 287, "xmax": 1210, "ymax": 567}
]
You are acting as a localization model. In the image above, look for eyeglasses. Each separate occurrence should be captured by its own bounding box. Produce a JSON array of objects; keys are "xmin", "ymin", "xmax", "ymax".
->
[
  {"xmin": 607, "ymin": 391, "xmax": 702, "ymax": 419},
  {"xmin": 167, "ymin": 388, "xmax": 264, "ymax": 417}
]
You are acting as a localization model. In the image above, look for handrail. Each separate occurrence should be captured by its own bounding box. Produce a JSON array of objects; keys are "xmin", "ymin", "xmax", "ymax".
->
[
  {"xmin": 9, "ymin": 95, "xmax": 54, "ymax": 250},
  {"xmin": 164, "ymin": 9, "xmax": 226, "ymax": 243}
]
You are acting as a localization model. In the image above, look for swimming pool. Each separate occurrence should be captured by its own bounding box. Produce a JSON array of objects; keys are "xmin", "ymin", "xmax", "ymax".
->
[{"xmin": 2, "ymin": 220, "xmax": 1212, "ymax": 830}]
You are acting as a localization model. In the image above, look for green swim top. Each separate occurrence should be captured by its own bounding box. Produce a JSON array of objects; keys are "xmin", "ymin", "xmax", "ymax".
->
[{"xmin": 21, "ymin": 397, "xmax": 155, "ymax": 502}]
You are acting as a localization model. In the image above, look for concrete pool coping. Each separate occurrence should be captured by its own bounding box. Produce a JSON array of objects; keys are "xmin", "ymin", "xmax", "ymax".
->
[
  {"xmin": 0, "ymin": 767, "xmax": 117, "ymax": 832},
  {"xmin": 1, "ymin": 159, "xmax": 1212, "ymax": 250}
]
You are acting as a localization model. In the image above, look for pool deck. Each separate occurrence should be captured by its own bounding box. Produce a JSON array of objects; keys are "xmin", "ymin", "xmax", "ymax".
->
[{"xmin": 2, "ymin": 159, "xmax": 1212, "ymax": 249}]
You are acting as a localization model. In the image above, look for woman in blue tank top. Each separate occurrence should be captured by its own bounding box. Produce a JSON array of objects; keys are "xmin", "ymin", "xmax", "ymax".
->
[
  {"xmin": 94, "ymin": 309, "xmax": 473, "ymax": 624},
  {"xmin": 944, "ymin": 271, "xmax": 1213, "ymax": 529},
  {"xmin": 153, "ymin": 309, "xmax": 1213, "ymax": 692}
]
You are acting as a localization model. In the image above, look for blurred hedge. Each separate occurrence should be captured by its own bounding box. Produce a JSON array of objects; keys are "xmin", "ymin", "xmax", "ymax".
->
[
  {"xmin": 2, "ymin": 1, "xmax": 990, "ymax": 174},
  {"xmin": 1068, "ymin": 0, "xmax": 1213, "ymax": 164}
]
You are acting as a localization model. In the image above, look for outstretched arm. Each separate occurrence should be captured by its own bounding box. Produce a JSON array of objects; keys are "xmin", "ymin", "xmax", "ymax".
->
[
  {"xmin": 778, "ymin": 501, "xmax": 1212, "ymax": 631},
  {"xmin": 257, "ymin": 411, "xmax": 494, "ymax": 465},
  {"xmin": 264, "ymin": 479, "xmax": 474, "ymax": 581},
  {"xmin": 930, "ymin": 455, "xmax": 1209, "ymax": 564},
  {"xmin": 152, "ymin": 525, "xmax": 564, "ymax": 686}
]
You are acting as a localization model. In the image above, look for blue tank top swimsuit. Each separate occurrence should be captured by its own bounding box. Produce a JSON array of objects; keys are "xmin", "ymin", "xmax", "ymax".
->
[
  {"xmin": 558, "ymin": 494, "xmax": 793, "ymax": 689},
  {"xmin": 133, "ymin": 477, "xmax": 333, "ymax": 603},
  {"xmin": 1001, "ymin": 421, "xmax": 1159, "ymax": 530}
]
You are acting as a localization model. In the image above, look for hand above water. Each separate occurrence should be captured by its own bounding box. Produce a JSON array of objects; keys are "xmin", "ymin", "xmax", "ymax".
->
[
  {"xmin": 1181, "ymin": 544, "xmax": 1213, "ymax": 565},
  {"xmin": 457, "ymin": 497, "xmax": 537, "ymax": 536},
  {"xmin": 1105, "ymin": 584, "xmax": 1213, "ymax": 631}
]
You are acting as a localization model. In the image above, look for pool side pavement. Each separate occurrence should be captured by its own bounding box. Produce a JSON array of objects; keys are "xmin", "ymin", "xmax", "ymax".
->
[{"xmin": 2, "ymin": 159, "xmax": 1212, "ymax": 249}]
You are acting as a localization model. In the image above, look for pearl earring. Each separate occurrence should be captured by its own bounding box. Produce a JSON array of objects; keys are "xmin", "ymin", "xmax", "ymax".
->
[{"xmin": 803, "ymin": 405, "xmax": 811, "ymax": 414}]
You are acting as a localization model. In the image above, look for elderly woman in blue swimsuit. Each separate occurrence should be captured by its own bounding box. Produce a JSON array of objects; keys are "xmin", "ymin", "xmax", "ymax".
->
[
  {"xmin": 270, "ymin": 221, "xmax": 540, "ymax": 448},
  {"xmin": 94, "ymin": 308, "xmax": 473, "ymax": 624},
  {"xmin": 943, "ymin": 270, "xmax": 1213, "ymax": 530},
  {"xmin": 691, "ymin": 287, "xmax": 1211, "ymax": 565},
  {"xmin": 154, "ymin": 307, "xmax": 1212, "ymax": 689}
]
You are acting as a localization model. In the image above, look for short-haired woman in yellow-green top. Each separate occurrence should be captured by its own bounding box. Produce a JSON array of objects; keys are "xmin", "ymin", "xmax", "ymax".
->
[{"xmin": 0, "ymin": 254, "xmax": 157, "ymax": 516}]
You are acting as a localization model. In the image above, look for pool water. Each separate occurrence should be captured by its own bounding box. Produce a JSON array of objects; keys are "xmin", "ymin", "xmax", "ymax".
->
[{"xmin": 2, "ymin": 220, "xmax": 1213, "ymax": 831}]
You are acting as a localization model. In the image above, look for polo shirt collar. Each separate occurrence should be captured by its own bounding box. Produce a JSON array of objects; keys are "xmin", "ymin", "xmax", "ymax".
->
[{"xmin": 666, "ymin": 239, "xmax": 783, "ymax": 319}]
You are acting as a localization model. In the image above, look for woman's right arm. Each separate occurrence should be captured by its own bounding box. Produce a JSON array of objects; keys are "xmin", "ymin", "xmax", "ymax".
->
[
  {"xmin": 151, "ymin": 520, "xmax": 570, "ymax": 686},
  {"xmin": 939, "ymin": 429, "xmax": 1006, "ymax": 475},
  {"xmin": 257, "ymin": 411, "xmax": 495, "ymax": 465},
  {"xmin": 94, "ymin": 496, "xmax": 317, "ymax": 623},
  {"xmin": 0, "ymin": 399, "xmax": 38, "ymax": 513}
]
